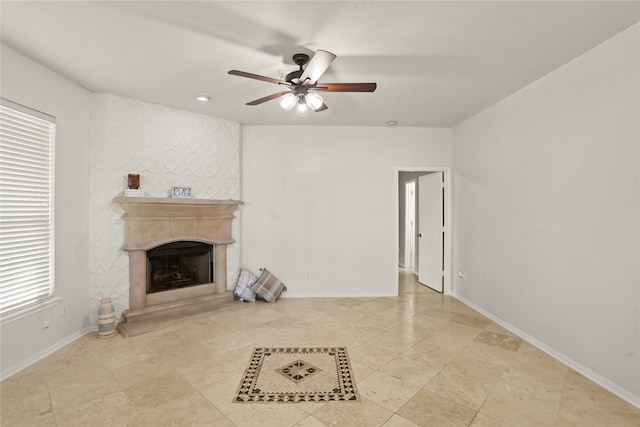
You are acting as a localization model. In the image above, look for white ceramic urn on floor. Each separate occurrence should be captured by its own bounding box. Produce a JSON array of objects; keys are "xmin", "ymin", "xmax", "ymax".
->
[{"xmin": 97, "ymin": 298, "xmax": 116, "ymax": 338}]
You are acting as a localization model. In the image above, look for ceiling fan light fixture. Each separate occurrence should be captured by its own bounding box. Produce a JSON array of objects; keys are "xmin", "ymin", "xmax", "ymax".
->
[
  {"xmin": 279, "ymin": 92, "xmax": 297, "ymax": 111},
  {"xmin": 305, "ymin": 92, "xmax": 324, "ymax": 111},
  {"xmin": 295, "ymin": 95, "xmax": 310, "ymax": 117}
]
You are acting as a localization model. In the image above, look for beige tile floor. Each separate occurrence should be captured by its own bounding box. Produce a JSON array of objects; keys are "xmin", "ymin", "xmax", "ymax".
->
[{"xmin": 2, "ymin": 271, "xmax": 639, "ymax": 426}]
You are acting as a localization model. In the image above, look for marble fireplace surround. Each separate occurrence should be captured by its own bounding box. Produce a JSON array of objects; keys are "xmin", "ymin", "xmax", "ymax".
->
[{"xmin": 112, "ymin": 196, "xmax": 243, "ymax": 336}]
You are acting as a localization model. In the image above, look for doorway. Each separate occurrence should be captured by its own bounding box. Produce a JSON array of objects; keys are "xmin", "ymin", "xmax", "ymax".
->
[
  {"xmin": 397, "ymin": 168, "xmax": 451, "ymax": 294},
  {"xmin": 403, "ymin": 179, "xmax": 416, "ymax": 272}
]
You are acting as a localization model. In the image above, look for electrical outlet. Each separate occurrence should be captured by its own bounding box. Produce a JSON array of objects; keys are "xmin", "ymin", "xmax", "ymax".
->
[
  {"xmin": 60, "ymin": 303, "xmax": 68, "ymax": 316},
  {"xmin": 305, "ymin": 271, "xmax": 311, "ymax": 279},
  {"xmin": 43, "ymin": 318, "xmax": 51, "ymax": 329}
]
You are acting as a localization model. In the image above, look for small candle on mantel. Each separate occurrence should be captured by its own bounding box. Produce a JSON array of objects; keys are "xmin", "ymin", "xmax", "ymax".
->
[{"xmin": 127, "ymin": 174, "xmax": 140, "ymax": 189}]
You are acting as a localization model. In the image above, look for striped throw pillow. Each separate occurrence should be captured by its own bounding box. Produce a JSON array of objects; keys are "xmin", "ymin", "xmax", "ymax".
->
[{"xmin": 250, "ymin": 269, "xmax": 286, "ymax": 303}]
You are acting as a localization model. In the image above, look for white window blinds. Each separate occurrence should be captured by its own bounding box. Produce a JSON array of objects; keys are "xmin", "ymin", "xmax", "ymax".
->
[{"xmin": 0, "ymin": 99, "xmax": 56, "ymax": 316}]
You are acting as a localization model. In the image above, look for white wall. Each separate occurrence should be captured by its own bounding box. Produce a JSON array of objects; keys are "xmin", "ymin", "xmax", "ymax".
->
[
  {"xmin": 242, "ymin": 126, "xmax": 452, "ymax": 297},
  {"xmin": 453, "ymin": 23, "xmax": 640, "ymax": 403},
  {"xmin": 89, "ymin": 94, "xmax": 241, "ymax": 320},
  {"xmin": 0, "ymin": 45, "xmax": 92, "ymax": 378}
]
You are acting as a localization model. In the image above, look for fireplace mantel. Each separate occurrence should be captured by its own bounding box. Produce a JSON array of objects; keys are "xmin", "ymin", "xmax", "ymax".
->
[
  {"xmin": 113, "ymin": 196, "xmax": 243, "ymax": 250},
  {"xmin": 112, "ymin": 196, "xmax": 243, "ymax": 336}
]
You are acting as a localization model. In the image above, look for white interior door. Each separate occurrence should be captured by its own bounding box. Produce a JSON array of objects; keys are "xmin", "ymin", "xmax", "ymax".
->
[
  {"xmin": 418, "ymin": 172, "xmax": 444, "ymax": 292},
  {"xmin": 404, "ymin": 180, "xmax": 416, "ymax": 271}
]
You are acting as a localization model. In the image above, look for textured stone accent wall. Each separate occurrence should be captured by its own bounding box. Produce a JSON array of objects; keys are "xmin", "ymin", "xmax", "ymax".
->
[{"xmin": 89, "ymin": 94, "xmax": 240, "ymax": 322}]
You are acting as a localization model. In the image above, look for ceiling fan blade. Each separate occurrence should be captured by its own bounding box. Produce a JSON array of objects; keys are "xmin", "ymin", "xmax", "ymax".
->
[
  {"xmin": 228, "ymin": 70, "xmax": 289, "ymax": 85},
  {"xmin": 315, "ymin": 103, "xmax": 328, "ymax": 112},
  {"xmin": 245, "ymin": 91, "xmax": 291, "ymax": 106},
  {"xmin": 316, "ymin": 83, "xmax": 377, "ymax": 92},
  {"xmin": 299, "ymin": 50, "xmax": 336, "ymax": 85}
]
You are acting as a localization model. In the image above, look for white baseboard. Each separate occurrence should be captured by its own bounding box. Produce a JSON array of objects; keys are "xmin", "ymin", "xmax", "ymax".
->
[
  {"xmin": 1, "ymin": 326, "xmax": 94, "ymax": 381},
  {"xmin": 453, "ymin": 292, "xmax": 640, "ymax": 410}
]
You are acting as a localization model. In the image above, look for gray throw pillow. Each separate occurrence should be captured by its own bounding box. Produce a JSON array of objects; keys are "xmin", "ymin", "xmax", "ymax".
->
[{"xmin": 234, "ymin": 268, "xmax": 258, "ymax": 302}]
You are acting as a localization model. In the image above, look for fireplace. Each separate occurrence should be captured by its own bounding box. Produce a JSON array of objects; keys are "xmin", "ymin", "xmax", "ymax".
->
[
  {"xmin": 147, "ymin": 241, "xmax": 213, "ymax": 294},
  {"xmin": 112, "ymin": 196, "xmax": 243, "ymax": 336}
]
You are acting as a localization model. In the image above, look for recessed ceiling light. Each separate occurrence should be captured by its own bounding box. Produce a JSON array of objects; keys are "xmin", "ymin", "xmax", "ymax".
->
[
  {"xmin": 195, "ymin": 95, "xmax": 211, "ymax": 102},
  {"xmin": 386, "ymin": 120, "xmax": 398, "ymax": 127}
]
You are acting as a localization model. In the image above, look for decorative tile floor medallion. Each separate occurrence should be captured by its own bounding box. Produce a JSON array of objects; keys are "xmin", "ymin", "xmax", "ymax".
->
[
  {"xmin": 234, "ymin": 347, "xmax": 360, "ymax": 403},
  {"xmin": 276, "ymin": 359, "xmax": 322, "ymax": 384}
]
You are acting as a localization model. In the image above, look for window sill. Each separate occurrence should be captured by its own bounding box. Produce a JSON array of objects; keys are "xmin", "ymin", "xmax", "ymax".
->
[{"xmin": 0, "ymin": 297, "xmax": 62, "ymax": 326}]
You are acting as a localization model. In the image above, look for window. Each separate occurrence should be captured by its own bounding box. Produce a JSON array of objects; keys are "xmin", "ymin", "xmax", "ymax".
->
[{"xmin": 0, "ymin": 99, "xmax": 56, "ymax": 316}]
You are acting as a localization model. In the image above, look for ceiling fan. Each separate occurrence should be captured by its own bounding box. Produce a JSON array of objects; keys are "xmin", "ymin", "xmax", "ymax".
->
[{"xmin": 228, "ymin": 50, "xmax": 376, "ymax": 116}]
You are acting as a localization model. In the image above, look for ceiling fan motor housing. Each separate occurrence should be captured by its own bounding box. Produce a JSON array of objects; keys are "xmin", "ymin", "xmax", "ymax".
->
[
  {"xmin": 286, "ymin": 53, "xmax": 310, "ymax": 82},
  {"xmin": 286, "ymin": 69, "xmax": 304, "ymax": 83}
]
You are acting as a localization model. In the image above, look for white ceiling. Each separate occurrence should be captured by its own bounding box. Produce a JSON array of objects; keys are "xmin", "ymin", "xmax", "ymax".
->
[{"xmin": 1, "ymin": 1, "xmax": 638, "ymax": 127}]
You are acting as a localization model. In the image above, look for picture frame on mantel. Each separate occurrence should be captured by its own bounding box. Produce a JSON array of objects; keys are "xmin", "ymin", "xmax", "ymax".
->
[{"xmin": 171, "ymin": 187, "xmax": 191, "ymax": 198}]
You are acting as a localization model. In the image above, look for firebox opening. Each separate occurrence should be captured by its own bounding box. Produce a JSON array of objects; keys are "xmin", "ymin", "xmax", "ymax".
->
[{"xmin": 146, "ymin": 241, "xmax": 214, "ymax": 294}]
